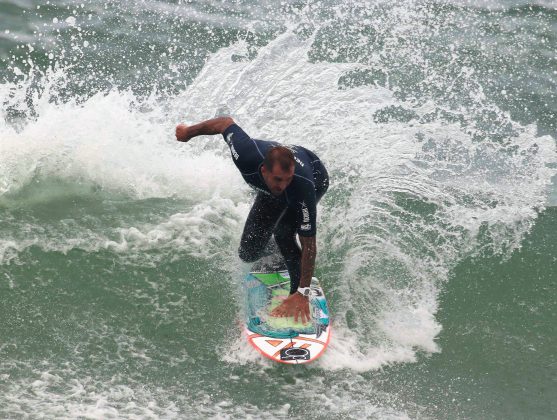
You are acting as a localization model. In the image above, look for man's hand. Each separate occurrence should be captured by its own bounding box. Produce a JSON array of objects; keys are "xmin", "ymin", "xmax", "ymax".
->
[
  {"xmin": 271, "ymin": 293, "xmax": 311, "ymax": 323},
  {"xmin": 175, "ymin": 117, "xmax": 234, "ymax": 142},
  {"xmin": 175, "ymin": 124, "xmax": 191, "ymax": 142}
]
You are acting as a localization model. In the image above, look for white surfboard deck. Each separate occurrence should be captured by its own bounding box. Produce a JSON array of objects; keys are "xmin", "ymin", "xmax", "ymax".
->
[{"xmin": 243, "ymin": 270, "xmax": 331, "ymax": 364}]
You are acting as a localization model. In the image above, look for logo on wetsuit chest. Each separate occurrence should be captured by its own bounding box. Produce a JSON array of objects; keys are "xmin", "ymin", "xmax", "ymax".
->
[
  {"xmin": 285, "ymin": 145, "xmax": 304, "ymax": 167},
  {"xmin": 300, "ymin": 223, "xmax": 311, "ymax": 231},
  {"xmin": 294, "ymin": 156, "xmax": 304, "ymax": 167}
]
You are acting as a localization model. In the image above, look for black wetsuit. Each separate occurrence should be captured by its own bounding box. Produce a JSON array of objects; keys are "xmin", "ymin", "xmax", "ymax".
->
[{"xmin": 222, "ymin": 124, "xmax": 329, "ymax": 293}]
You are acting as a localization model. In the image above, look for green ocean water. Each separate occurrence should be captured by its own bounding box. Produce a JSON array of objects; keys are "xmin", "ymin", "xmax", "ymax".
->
[{"xmin": 1, "ymin": 0, "xmax": 556, "ymax": 418}]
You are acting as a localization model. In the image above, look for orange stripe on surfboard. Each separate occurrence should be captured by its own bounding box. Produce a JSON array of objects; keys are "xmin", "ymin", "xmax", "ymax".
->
[
  {"xmin": 293, "ymin": 336, "xmax": 326, "ymax": 345},
  {"xmin": 265, "ymin": 339, "xmax": 283, "ymax": 347},
  {"xmin": 273, "ymin": 342, "xmax": 294, "ymax": 358}
]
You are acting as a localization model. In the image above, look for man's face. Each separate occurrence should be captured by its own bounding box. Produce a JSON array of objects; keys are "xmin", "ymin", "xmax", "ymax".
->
[{"xmin": 261, "ymin": 163, "xmax": 295, "ymax": 196}]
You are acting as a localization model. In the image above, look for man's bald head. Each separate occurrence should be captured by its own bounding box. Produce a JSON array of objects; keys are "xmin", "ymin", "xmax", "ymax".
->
[{"xmin": 263, "ymin": 146, "xmax": 295, "ymax": 173}]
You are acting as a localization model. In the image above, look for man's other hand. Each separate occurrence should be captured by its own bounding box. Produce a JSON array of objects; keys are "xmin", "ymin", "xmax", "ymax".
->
[
  {"xmin": 175, "ymin": 124, "xmax": 190, "ymax": 142},
  {"xmin": 271, "ymin": 293, "xmax": 311, "ymax": 323}
]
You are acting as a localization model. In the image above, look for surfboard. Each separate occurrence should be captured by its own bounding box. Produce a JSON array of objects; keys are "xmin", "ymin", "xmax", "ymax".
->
[{"xmin": 243, "ymin": 270, "xmax": 331, "ymax": 364}]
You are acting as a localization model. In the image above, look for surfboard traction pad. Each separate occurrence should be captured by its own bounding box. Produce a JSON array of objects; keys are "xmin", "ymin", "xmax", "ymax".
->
[{"xmin": 243, "ymin": 270, "xmax": 331, "ymax": 364}]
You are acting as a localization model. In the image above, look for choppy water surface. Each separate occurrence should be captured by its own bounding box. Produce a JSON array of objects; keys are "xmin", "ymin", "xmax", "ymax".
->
[{"xmin": 1, "ymin": 0, "xmax": 556, "ymax": 418}]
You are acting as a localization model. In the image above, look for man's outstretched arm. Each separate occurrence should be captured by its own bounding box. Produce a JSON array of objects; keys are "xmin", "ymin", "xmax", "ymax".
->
[{"xmin": 176, "ymin": 117, "xmax": 235, "ymax": 142}]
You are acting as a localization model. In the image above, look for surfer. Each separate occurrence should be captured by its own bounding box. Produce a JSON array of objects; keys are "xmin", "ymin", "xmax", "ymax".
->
[{"xmin": 175, "ymin": 117, "xmax": 328, "ymax": 322}]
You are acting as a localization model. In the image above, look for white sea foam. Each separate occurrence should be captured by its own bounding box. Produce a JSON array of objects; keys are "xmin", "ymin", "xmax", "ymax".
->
[
  {"xmin": 105, "ymin": 198, "xmax": 247, "ymax": 257},
  {"xmin": 0, "ymin": 197, "xmax": 247, "ymax": 267},
  {"xmin": 0, "ymin": 77, "xmax": 244, "ymax": 201},
  {"xmin": 441, "ymin": 0, "xmax": 557, "ymax": 11}
]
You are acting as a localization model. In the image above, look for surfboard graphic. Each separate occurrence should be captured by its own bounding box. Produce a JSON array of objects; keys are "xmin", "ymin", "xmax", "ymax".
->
[{"xmin": 243, "ymin": 271, "xmax": 331, "ymax": 364}]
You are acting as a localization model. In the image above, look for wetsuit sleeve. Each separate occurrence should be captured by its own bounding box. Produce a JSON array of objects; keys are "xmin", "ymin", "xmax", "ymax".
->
[
  {"xmin": 222, "ymin": 123, "xmax": 266, "ymax": 173},
  {"xmin": 223, "ymin": 124, "xmax": 250, "ymax": 153},
  {"xmin": 296, "ymin": 187, "xmax": 318, "ymax": 237}
]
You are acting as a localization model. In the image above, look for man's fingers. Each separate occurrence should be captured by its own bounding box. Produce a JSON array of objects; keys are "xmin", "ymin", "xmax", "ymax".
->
[
  {"xmin": 300, "ymin": 303, "xmax": 310, "ymax": 323},
  {"xmin": 272, "ymin": 303, "xmax": 289, "ymax": 318},
  {"xmin": 271, "ymin": 300, "xmax": 312, "ymax": 322}
]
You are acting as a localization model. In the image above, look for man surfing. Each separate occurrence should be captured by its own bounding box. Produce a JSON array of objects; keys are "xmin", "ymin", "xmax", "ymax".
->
[{"xmin": 175, "ymin": 117, "xmax": 329, "ymax": 323}]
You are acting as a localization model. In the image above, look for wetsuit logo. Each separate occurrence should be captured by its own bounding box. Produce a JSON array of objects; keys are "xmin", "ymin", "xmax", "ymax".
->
[
  {"xmin": 300, "ymin": 223, "xmax": 311, "ymax": 231},
  {"xmin": 253, "ymin": 186, "xmax": 271, "ymax": 195},
  {"xmin": 231, "ymin": 144, "xmax": 239, "ymax": 160},
  {"xmin": 226, "ymin": 133, "xmax": 239, "ymax": 159},
  {"xmin": 301, "ymin": 202, "xmax": 310, "ymax": 223},
  {"xmin": 294, "ymin": 156, "xmax": 304, "ymax": 167}
]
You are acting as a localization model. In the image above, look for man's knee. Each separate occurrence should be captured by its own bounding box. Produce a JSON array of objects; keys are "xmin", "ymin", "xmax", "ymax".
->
[{"xmin": 238, "ymin": 245, "xmax": 260, "ymax": 263}]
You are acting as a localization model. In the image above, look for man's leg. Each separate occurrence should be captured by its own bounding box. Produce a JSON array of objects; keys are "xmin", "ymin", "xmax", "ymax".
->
[{"xmin": 238, "ymin": 193, "xmax": 287, "ymax": 263}]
